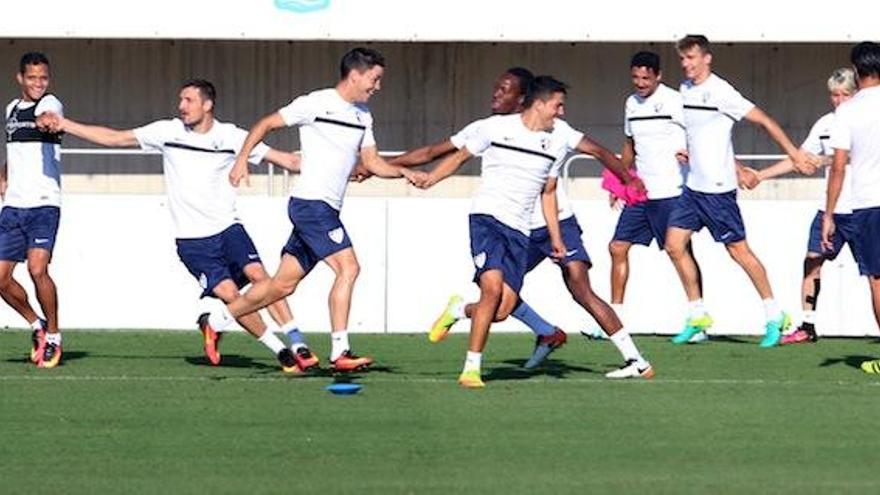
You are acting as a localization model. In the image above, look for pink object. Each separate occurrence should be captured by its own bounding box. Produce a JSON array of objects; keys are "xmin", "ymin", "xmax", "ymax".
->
[{"xmin": 601, "ymin": 168, "xmax": 647, "ymax": 206}]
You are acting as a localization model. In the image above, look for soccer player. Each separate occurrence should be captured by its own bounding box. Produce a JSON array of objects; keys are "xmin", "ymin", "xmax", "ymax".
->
[
  {"xmin": 392, "ymin": 68, "xmax": 571, "ymax": 367},
  {"xmin": 38, "ymin": 79, "xmax": 318, "ymax": 372},
  {"xmin": 416, "ymin": 76, "xmax": 653, "ymax": 387},
  {"xmin": 667, "ymin": 35, "xmax": 815, "ymax": 347},
  {"xmin": 1, "ymin": 52, "xmax": 64, "ymax": 368},
  {"xmin": 823, "ymin": 42, "xmax": 880, "ymax": 373},
  {"xmin": 607, "ymin": 51, "xmax": 708, "ymax": 342},
  {"xmin": 204, "ymin": 47, "xmax": 422, "ymax": 372},
  {"xmin": 745, "ymin": 68, "xmax": 857, "ymax": 344}
]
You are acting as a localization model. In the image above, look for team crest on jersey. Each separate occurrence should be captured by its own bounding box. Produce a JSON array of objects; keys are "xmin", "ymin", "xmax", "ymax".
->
[
  {"xmin": 199, "ymin": 273, "xmax": 208, "ymax": 289},
  {"xmin": 702, "ymin": 92, "xmax": 711, "ymax": 103},
  {"xmin": 654, "ymin": 102, "xmax": 663, "ymax": 113},
  {"xmin": 473, "ymin": 252, "xmax": 486, "ymax": 269},
  {"xmin": 540, "ymin": 137, "xmax": 550, "ymax": 151},
  {"xmin": 328, "ymin": 227, "xmax": 345, "ymax": 244}
]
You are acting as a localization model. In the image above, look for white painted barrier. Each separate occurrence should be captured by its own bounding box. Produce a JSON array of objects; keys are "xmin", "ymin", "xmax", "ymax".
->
[{"xmin": 0, "ymin": 195, "xmax": 875, "ymax": 336}]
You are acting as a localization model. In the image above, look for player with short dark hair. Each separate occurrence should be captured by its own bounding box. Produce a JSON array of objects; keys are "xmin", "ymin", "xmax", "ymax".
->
[
  {"xmin": 1, "ymin": 52, "xmax": 64, "ymax": 368},
  {"xmin": 38, "ymin": 79, "xmax": 316, "ymax": 372},
  {"xmin": 202, "ymin": 47, "xmax": 422, "ymax": 372},
  {"xmin": 823, "ymin": 42, "xmax": 880, "ymax": 373}
]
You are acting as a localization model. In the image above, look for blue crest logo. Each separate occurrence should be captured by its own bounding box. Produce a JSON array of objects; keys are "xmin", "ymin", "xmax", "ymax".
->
[{"xmin": 274, "ymin": 0, "xmax": 331, "ymax": 13}]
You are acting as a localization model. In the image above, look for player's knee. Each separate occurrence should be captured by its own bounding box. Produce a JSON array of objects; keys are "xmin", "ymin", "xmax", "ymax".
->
[
  {"xmin": 337, "ymin": 260, "xmax": 360, "ymax": 284},
  {"xmin": 665, "ymin": 240, "xmax": 687, "ymax": 260},
  {"xmin": 609, "ymin": 241, "xmax": 629, "ymax": 259},
  {"xmin": 270, "ymin": 278, "xmax": 297, "ymax": 298},
  {"xmin": 27, "ymin": 264, "xmax": 49, "ymax": 281},
  {"xmin": 725, "ymin": 242, "xmax": 752, "ymax": 263}
]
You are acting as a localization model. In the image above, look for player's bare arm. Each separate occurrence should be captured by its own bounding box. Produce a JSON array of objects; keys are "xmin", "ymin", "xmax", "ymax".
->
[
  {"xmin": 821, "ymin": 148, "xmax": 848, "ymax": 250},
  {"xmin": 390, "ymin": 139, "xmax": 456, "ymax": 167},
  {"xmin": 577, "ymin": 136, "xmax": 644, "ymax": 191},
  {"xmin": 41, "ymin": 112, "xmax": 138, "ymax": 148},
  {"xmin": 541, "ymin": 176, "xmax": 566, "ymax": 260},
  {"xmin": 231, "ymin": 112, "xmax": 286, "ymax": 187},
  {"xmin": 417, "ymin": 146, "xmax": 471, "ymax": 189},
  {"xmin": 744, "ymin": 107, "xmax": 817, "ymax": 174},
  {"xmin": 262, "ymin": 149, "xmax": 301, "ymax": 172}
]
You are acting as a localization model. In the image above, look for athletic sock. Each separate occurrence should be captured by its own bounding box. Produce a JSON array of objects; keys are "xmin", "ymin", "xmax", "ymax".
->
[
  {"xmin": 451, "ymin": 298, "xmax": 466, "ymax": 319},
  {"xmin": 44, "ymin": 332, "xmax": 61, "ymax": 346},
  {"xmin": 511, "ymin": 300, "xmax": 556, "ymax": 337},
  {"xmin": 30, "ymin": 319, "xmax": 43, "ymax": 331},
  {"xmin": 330, "ymin": 331, "xmax": 350, "ymax": 361},
  {"xmin": 802, "ymin": 310, "xmax": 816, "ymax": 325},
  {"xmin": 281, "ymin": 321, "xmax": 307, "ymax": 351},
  {"xmin": 687, "ymin": 299, "xmax": 707, "ymax": 320},
  {"xmin": 463, "ymin": 351, "xmax": 482, "ymax": 373},
  {"xmin": 609, "ymin": 329, "xmax": 645, "ymax": 366},
  {"xmin": 208, "ymin": 308, "xmax": 235, "ymax": 333},
  {"xmin": 611, "ymin": 304, "xmax": 625, "ymax": 325},
  {"xmin": 763, "ymin": 298, "xmax": 783, "ymax": 322},
  {"xmin": 258, "ymin": 331, "xmax": 286, "ymax": 354}
]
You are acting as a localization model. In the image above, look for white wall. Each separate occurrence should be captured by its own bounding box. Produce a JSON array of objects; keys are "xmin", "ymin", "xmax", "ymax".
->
[{"xmin": 1, "ymin": 195, "xmax": 875, "ymax": 337}]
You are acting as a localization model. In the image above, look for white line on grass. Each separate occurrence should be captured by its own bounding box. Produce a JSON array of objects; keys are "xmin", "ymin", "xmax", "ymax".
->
[{"xmin": 0, "ymin": 375, "xmax": 877, "ymax": 386}]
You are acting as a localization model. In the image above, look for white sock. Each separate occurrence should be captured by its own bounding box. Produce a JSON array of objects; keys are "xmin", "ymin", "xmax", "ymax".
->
[
  {"xmin": 30, "ymin": 319, "xmax": 43, "ymax": 330},
  {"xmin": 609, "ymin": 329, "xmax": 645, "ymax": 365},
  {"xmin": 802, "ymin": 310, "xmax": 816, "ymax": 325},
  {"xmin": 452, "ymin": 299, "xmax": 466, "ymax": 319},
  {"xmin": 44, "ymin": 332, "xmax": 62, "ymax": 345},
  {"xmin": 330, "ymin": 330, "xmax": 350, "ymax": 361},
  {"xmin": 258, "ymin": 331, "xmax": 286, "ymax": 354},
  {"xmin": 463, "ymin": 351, "xmax": 482, "ymax": 372},
  {"xmin": 763, "ymin": 298, "xmax": 782, "ymax": 322},
  {"xmin": 687, "ymin": 299, "xmax": 707, "ymax": 319},
  {"xmin": 208, "ymin": 308, "xmax": 235, "ymax": 333},
  {"xmin": 281, "ymin": 321, "xmax": 306, "ymax": 351}
]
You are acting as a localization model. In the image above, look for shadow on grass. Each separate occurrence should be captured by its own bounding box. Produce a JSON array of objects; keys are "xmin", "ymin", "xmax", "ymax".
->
[
  {"xmin": 705, "ymin": 335, "xmax": 752, "ymax": 345},
  {"xmin": 819, "ymin": 354, "xmax": 876, "ymax": 370},
  {"xmin": 5, "ymin": 350, "xmax": 89, "ymax": 364},
  {"xmin": 486, "ymin": 359, "xmax": 596, "ymax": 382},
  {"xmin": 185, "ymin": 354, "xmax": 275, "ymax": 370}
]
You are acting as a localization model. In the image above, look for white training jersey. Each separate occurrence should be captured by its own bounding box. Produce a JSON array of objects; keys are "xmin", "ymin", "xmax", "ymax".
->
[
  {"xmin": 4, "ymin": 94, "xmax": 63, "ymax": 208},
  {"xmin": 801, "ymin": 112, "xmax": 854, "ymax": 214},
  {"xmin": 829, "ymin": 85, "xmax": 880, "ymax": 210},
  {"xmin": 451, "ymin": 117, "xmax": 581, "ymax": 230},
  {"xmin": 133, "ymin": 118, "xmax": 269, "ymax": 239},
  {"xmin": 624, "ymin": 84, "xmax": 687, "ymax": 200},
  {"xmin": 463, "ymin": 114, "xmax": 572, "ymax": 235},
  {"xmin": 680, "ymin": 73, "xmax": 755, "ymax": 193},
  {"xmin": 279, "ymin": 88, "xmax": 376, "ymax": 210}
]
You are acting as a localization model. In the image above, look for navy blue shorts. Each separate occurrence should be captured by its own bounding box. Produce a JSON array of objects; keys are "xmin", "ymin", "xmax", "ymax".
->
[
  {"xmin": 283, "ymin": 198, "xmax": 352, "ymax": 274},
  {"xmin": 469, "ymin": 214, "xmax": 530, "ymax": 293},
  {"xmin": 526, "ymin": 215, "xmax": 591, "ymax": 272},
  {"xmin": 667, "ymin": 187, "xmax": 746, "ymax": 244},
  {"xmin": 807, "ymin": 210, "xmax": 857, "ymax": 260},
  {"xmin": 851, "ymin": 207, "xmax": 880, "ymax": 276},
  {"xmin": 612, "ymin": 197, "xmax": 678, "ymax": 249},
  {"xmin": 176, "ymin": 223, "xmax": 262, "ymax": 298},
  {"xmin": 0, "ymin": 206, "xmax": 61, "ymax": 262}
]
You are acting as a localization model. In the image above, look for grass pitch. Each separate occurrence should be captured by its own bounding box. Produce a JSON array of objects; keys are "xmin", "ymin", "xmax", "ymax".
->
[{"xmin": 1, "ymin": 331, "xmax": 879, "ymax": 494}]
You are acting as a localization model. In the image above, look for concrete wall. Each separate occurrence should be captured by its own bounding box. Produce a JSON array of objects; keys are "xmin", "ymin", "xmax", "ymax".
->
[
  {"xmin": 1, "ymin": 39, "xmax": 852, "ymax": 177},
  {"xmin": 0, "ymin": 195, "xmax": 875, "ymax": 336}
]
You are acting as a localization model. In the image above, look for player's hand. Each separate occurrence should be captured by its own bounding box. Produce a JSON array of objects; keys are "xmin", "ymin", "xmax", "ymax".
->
[
  {"xmin": 675, "ymin": 149, "xmax": 689, "ymax": 165},
  {"xmin": 550, "ymin": 239, "xmax": 567, "ymax": 262},
  {"xmin": 229, "ymin": 158, "xmax": 250, "ymax": 187},
  {"xmin": 351, "ymin": 163, "xmax": 372, "ymax": 182},
  {"xmin": 792, "ymin": 150, "xmax": 818, "ymax": 175},
  {"xmin": 820, "ymin": 212, "xmax": 836, "ymax": 252},
  {"xmin": 737, "ymin": 166, "xmax": 761, "ymax": 190},
  {"xmin": 36, "ymin": 112, "xmax": 62, "ymax": 133},
  {"xmin": 608, "ymin": 193, "xmax": 623, "ymax": 211},
  {"xmin": 402, "ymin": 169, "xmax": 428, "ymax": 188}
]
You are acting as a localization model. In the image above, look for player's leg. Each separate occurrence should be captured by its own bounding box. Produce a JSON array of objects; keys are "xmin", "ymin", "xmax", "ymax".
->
[
  {"xmin": 242, "ymin": 262, "xmax": 319, "ymax": 370},
  {"xmin": 323, "ymin": 246, "xmax": 371, "ymax": 371},
  {"xmin": 209, "ymin": 279, "xmax": 298, "ymax": 372},
  {"xmin": 458, "ymin": 269, "xmax": 505, "ymax": 388},
  {"xmin": 0, "ymin": 259, "xmax": 45, "ymax": 363},
  {"xmin": 609, "ymin": 240, "xmax": 632, "ymax": 305},
  {"xmin": 724, "ymin": 240, "xmax": 790, "ymax": 347},
  {"xmin": 665, "ymin": 226, "xmax": 712, "ymax": 343},
  {"xmin": 782, "ymin": 254, "xmax": 823, "ymax": 344},
  {"xmin": 861, "ymin": 276, "xmax": 880, "ymax": 373},
  {"xmin": 561, "ymin": 259, "xmax": 653, "ymax": 378},
  {"xmin": 26, "ymin": 248, "xmax": 61, "ymax": 367}
]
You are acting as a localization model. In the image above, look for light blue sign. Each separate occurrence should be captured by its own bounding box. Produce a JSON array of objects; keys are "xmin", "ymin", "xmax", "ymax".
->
[{"xmin": 274, "ymin": 0, "xmax": 331, "ymax": 13}]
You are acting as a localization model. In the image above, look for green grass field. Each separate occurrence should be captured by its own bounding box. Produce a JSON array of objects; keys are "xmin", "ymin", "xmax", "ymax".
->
[{"xmin": 1, "ymin": 331, "xmax": 879, "ymax": 494}]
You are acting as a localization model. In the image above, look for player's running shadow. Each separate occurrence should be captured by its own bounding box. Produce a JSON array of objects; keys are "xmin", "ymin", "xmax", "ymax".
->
[
  {"xmin": 706, "ymin": 335, "xmax": 752, "ymax": 345},
  {"xmin": 819, "ymin": 354, "xmax": 876, "ymax": 370},
  {"xmin": 184, "ymin": 354, "xmax": 275, "ymax": 370},
  {"xmin": 488, "ymin": 359, "xmax": 595, "ymax": 381},
  {"xmin": 5, "ymin": 350, "xmax": 89, "ymax": 364}
]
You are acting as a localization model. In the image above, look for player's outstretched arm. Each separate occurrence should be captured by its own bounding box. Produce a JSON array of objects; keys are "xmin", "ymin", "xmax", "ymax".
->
[
  {"xmin": 541, "ymin": 177, "xmax": 566, "ymax": 261},
  {"xmin": 263, "ymin": 149, "xmax": 301, "ymax": 173},
  {"xmin": 390, "ymin": 139, "xmax": 457, "ymax": 167},
  {"xmin": 620, "ymin": 137, "xmax": 636, "ymax": 170},
  {"xmin": 40, "ymin": 112, "xmax": 138, "ymax": 148},
  {"xmin": 231, "ymin": 112, "xmax": 286, "ymax": 187},
  {"xmin": 744, "ymin": 107, "xmax": 817, "ymax": 174},
  {"xmin": 576, "ymin": 136, "xmax": 643, "ymax": 191},
  {"xmin": 416, "ymin": 146, "xmax": 472, "ymax": 189},
  {"xmin": 822, "ymin": 148, "xmax": 848, "ymax": 250}
]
